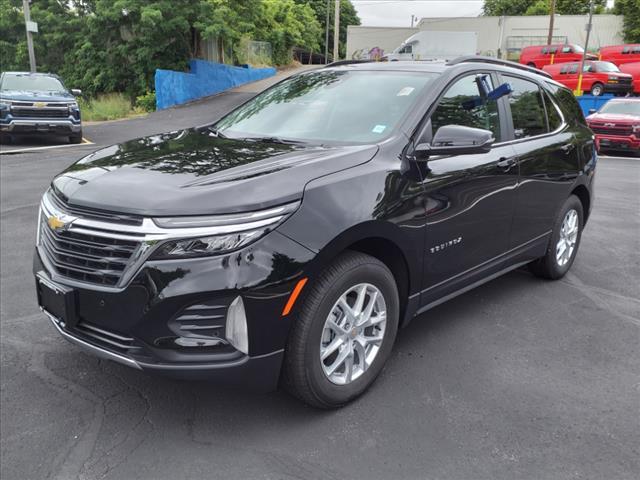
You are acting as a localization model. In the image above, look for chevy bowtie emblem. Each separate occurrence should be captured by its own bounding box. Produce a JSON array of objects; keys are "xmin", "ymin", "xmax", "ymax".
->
[
  {"xmin": 47, "ymin": 215, "xmax": 70, "ymax": 232},
  {"xmin": 604, "ymin": 123, "xmax": 616, "ymax": 127},
  {"xmin": 34, "ymin": 102, "xmax": 47, "ymax": 108}
]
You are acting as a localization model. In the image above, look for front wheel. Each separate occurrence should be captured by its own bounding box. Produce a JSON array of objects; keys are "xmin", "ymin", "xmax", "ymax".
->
[
  {"xmin": 69, "ymin": 130, "xmax": 83, "ymax": 144},
  {"xmin": 282, "ymin": 251, "xmax": 399, "ymax": 408},
  {"xmin": 529, "ymin": 195, "xmax": 584, "ymax": 280},
  {"xmin": 590, "ymin": 83, "xmax": 604, "ymax": 96}
]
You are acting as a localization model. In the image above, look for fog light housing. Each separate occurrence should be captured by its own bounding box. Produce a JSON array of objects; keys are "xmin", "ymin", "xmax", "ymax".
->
[{"xmin": 226, "ymin": 296, "xmax": 248, "ymax": 354}]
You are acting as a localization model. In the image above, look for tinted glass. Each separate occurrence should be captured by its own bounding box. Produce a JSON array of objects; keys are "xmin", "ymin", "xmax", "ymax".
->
[
  {"xmin": 546, "ymin": 84, "xmax": 586, "ymax": 125},
  {"xmin": 430, "ymin": 74, "xmax": 501, "ymax": 141},
  {"xmin": 216, "ymin": 70, "xmax": 438, "ymax": 144},
  {"xmin": 1, "ymin": 74, "xmax": 64, "ymax": 92},
  {"xmin": 543, "ymin": 92, "xmax": 563, "ymax": 131},
  {"xmin": 505, "ymin": 76, "xmax": 547, "ymax": 139}
]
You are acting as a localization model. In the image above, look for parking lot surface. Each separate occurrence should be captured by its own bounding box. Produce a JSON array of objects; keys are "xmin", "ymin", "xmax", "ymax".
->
[{"xmin": 1, "ymin": 84, "xmax": 639, "ymax": 479}]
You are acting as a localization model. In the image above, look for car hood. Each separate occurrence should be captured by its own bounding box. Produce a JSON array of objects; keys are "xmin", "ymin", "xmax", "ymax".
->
[
  {"xmin": 587, "ymin": 112, "xmax": 640, "ymax": 124},
  {"xmin": 52, "ymin": 128, "xmax": 378, "ymax": 216},
  {"xmin": 0, "ymin": 90, "xmax": 75, "ymax": 102}
]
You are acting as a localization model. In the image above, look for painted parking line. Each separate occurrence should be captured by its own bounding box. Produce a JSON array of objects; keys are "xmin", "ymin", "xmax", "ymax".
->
[{"xmin": 0, "ymin": 138, "xmax": 94, "ymax": 155}]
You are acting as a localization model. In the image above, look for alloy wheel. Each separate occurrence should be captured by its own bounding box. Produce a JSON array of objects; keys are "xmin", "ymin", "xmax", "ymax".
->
[
  {"xmin": 319, "ymin": 283, "xmax": 387, "ymax": 385},
  {"xmin": 556, "ymin": 209, "xmax": 579, "ymax": 267}
]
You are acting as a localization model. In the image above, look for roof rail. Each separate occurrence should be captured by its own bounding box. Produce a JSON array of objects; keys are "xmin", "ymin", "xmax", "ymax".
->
[
  {"xmin": 447, "ymin": 56, "xmax": 552, "ymax": 79},
  {"xmin": 324, "ymin": 59, "xmax": 377, "ymax": 68}
]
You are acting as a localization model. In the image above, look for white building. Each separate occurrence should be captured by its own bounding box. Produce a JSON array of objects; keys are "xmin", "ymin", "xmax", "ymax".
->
[{"xmin": 347, "ymin": 14, "xmax": 624, "ymax": 61}]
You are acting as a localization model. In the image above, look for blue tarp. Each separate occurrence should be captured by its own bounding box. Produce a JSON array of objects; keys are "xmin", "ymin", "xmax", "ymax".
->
[
  {"xmin": 155, "ymin": 59, "xmax": 276, "ymax": 110},
  {"xmin": 576, "ymin": 94, "xmax": 615, "ymax": 117}
]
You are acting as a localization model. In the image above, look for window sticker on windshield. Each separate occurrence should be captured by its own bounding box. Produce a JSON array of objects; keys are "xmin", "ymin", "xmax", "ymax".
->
[
  {"xmin": 372, "ymin": 125, "xmax": 387, "ymax": 134},
  {"xmin": 397, "ymin": 87, "xmax": 415, "ymax": 96}
]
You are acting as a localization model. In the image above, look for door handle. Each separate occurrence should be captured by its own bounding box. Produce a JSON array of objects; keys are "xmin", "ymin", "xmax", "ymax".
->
[
  {"xmin": 496, "ymin": 157, "xmax": 517, "ymax": 170},
  {"xmin": 560, "ymin": 143, "xmax": 575, "ymax": 155}
]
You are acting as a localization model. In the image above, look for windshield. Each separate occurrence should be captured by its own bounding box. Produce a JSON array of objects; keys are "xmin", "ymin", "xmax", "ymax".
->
[
  {"xmin": 593, "ymin": 61, "xmax": 619, "ymax": 73},
  {"xmin": 216, "ymin": 70, "xmax": 439, "ymax": 144},
  {"xmin": 1, "ymin": 74, "xmax": 65, "ymax": 92},
  {"xmin": 598, "ymin": 101, "xmax": 640, "ymax": 116}
]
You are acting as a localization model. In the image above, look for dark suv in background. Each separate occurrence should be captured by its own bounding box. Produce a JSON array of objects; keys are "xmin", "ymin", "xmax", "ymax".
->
[
  {"xmin": 1, "ymin": 72, "xmax": 83, "ymax": 144},
  {"xmin": 34, "ymin": 57, "xmax": 596, "ymax": 408}
]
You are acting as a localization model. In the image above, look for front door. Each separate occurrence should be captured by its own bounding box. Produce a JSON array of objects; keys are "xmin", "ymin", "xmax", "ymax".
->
[{"xmin": 417, "ymin": 72, "xmax": 519, "ymax": 304}]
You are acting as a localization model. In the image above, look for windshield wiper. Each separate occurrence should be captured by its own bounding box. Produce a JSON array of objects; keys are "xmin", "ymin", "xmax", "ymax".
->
[
  {"xmin": 207, "ymin": 126, "xmax": 228, "ymax": 138},
  {"xmin": 242, "ymin": 136, "xmax": 307, "ymax": 145}
]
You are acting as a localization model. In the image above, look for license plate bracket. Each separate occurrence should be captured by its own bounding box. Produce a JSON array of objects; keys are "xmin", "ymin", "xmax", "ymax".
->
[{"xmin": 36, "ymin": 272, "xmax": 78, "ymax": 327}]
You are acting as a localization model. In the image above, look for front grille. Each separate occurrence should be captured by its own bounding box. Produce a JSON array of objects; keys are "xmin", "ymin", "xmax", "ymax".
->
[
  {"xmin": 12, "ymin": 108, "xmax": 70, "ymax": 118},
  {"xmin": 71, "ymin": 321, "xmax": 142, "ymax": 354},
  {"xmin": 590, "ymin": 124, "xmax": 633, "ymax": 136},
  {"xmin": 40, "ymin": 217, "xmax": 140, "ymax": 286}
]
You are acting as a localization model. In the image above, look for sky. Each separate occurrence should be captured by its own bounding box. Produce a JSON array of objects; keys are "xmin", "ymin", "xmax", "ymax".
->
[
  {"xmin": 351, "ymin": 0, "xmax": 485, "ymax": 27},
  {"xmin": 351, "ymin": 0, "xmax": 617, "ymax": 28}
]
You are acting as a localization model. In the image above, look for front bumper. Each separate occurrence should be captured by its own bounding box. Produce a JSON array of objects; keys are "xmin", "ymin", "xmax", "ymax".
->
[
  {"xmin": 34, "ymin": 229, "xmax": 316, "ymax": 390},
  {"xmin": 601, "ymin": 82, "xmax": 633, "ymax": 95},
  {"xmin": 1, "ymin": 119, "xmax": 81, "ymax": 134},
  {"xmin": 594, "ymin": 134, "xmax": 640, "ymax": 153}
]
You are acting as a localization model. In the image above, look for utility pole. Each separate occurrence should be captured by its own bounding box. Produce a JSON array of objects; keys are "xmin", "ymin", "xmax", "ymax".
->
[
  {"xmin": 547, "ymin": 0, "xmax": 556, "ymax": 45},
  {"xmin": 333, "ymin": 0, "xmax": 340, "ymax": 62},
  {"xmin": 576, "ymin": 0, "xmax": 594, "ymax": 96},
  {"xmin": 22, "ymin": 0, "xmax": 36, "ymax": 72},
  {"xmin": 324, "ymin": 0, "xmax": 330, "ymax": 64},
  {"xmin": 411, "ymin": 14, "xmax": 415, "ymax": 28}
]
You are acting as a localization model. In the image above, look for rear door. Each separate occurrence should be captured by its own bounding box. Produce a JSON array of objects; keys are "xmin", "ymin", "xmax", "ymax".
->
[
  {"xmin": 500, "ymin": 74, "xmax": 581, "ymax": 248},
  {"xmin": 416, "ymin": 71, "xmax": 518, "ymax": 302}
]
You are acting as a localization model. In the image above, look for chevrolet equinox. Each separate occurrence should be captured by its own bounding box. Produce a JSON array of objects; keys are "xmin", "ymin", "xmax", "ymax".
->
[{"xmin": 34, "ymin": 58, "xmax": 596, "ymax": 408}]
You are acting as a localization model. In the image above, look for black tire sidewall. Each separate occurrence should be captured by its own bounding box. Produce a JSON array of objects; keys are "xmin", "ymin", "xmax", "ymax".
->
[
  {"xmin": 547, "ymin": 196, "xmax": 584, "ymax": 278},
  {"xmin": 303, "ymin": 260, "xmax": 399, "ymax": 406}
]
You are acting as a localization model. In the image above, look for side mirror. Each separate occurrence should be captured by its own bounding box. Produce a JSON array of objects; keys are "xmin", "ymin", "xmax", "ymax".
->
[
  {"xmin": 71, "ymin": 89, "xmax": 82, "ymax": 96},
  {"xmin": 588, "ymin": 108, "xmax": 597, "ymax": 115},
  {"xmin": 415, "ymin": 125, "xmax": 495, "ymax": 158}
]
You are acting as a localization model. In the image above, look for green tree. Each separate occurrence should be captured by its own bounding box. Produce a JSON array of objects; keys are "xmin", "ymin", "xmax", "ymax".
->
[
  {"xmin": 295, "ymin": 0, "xmax": 361, "ymax": 60},
  {"xmin": 0, "ymin": 0, "xmax": 24, "ymax": 71},
  {"xmin": 613, "ymin": 0, "xmax": 640, "ymax": 43},
  {"xmin": 483, "ymin": 0, "xmax": 606, "ymax": 16}
]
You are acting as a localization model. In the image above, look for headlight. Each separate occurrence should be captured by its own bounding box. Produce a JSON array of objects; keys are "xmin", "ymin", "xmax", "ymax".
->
[
  {"xmin": 633, "ymin": 124, "xmax": 640, "ymax": 134},
  {"xmin": 0, "ymin": 99, "xmax": 10, "ymax": 109},
  {"xmin": 68, "ymin": 102, "xmax": 79, "ymax": 109},
  {"xmin": 150, "ymin": 201, "xmax": 299, "ymax": 259}
]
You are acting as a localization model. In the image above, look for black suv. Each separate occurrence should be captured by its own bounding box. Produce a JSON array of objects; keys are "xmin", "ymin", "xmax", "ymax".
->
[{"xmin": 34, "ymin": 58, "xmax": 596, "ymax": 408}]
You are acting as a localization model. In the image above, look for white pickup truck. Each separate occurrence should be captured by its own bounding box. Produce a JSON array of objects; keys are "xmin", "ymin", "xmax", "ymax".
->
[{"xmin": 386, "ymin": 31, "xmax": 478, "ymax": 62}]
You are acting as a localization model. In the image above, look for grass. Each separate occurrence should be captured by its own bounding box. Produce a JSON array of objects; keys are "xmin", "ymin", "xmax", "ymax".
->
[{"xmin": 79, "ymin": 93, "xmax": 134, "ymax": 122}]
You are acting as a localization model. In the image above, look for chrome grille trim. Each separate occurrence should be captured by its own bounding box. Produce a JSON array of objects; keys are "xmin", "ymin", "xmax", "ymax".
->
[{"xmin": 37, "ymin": 190, "xmax": 300, "ymax": 291}]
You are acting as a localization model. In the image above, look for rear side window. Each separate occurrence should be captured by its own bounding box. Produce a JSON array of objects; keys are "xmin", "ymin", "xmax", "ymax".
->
[
  {"xmin": 543, "ymin": 92, "xmax": 563, "ymax": 131},
  {"xmin": 504, "ymin": 76, "xmax": 547, "ymax": 139},
  {"xmin": 545, "ymin": 83, "xmax": 586, "ymax": 125}
]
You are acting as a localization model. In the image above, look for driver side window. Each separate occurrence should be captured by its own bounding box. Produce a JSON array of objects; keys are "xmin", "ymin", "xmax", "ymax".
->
[{"xmin": 430, "ymin": 74, "xmax": 502, "ymax": 142}]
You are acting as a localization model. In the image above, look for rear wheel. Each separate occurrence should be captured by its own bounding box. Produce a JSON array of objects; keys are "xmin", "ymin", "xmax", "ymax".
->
[
  {"xmin": 590, "ymin": 83, "xmax": 604, "ymax": 96},
  {"xmin": 529, "ymin": 195, "xmax": 583, "ymax": 280},
  {"xmin": 282, "ymin": 251, "xmax": 399, "ymax": 408}
]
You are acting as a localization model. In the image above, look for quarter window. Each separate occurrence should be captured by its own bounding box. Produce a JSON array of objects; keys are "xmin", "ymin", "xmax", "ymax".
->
[
  {"xmin": 430, "ymin": 74, "xmax": 502, "ymax": 142},
  {"xmin": 543, "ymin": 92, "xmax": 563, "ymax": 131},
  {"xmin": 504, "ymin": 76, "xmax": 548, "ymax": 139}
]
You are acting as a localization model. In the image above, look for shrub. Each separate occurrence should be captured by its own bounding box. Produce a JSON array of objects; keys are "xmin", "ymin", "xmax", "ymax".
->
[
  {"xmin": 135, "ymin": 91, "xmax": 156, "ymax": 113},
  {"xmin": 79, "ymin": 93, "xmax": 132, "ymax": 121}
]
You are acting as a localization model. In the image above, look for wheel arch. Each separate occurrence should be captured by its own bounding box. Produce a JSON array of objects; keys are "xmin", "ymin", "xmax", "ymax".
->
[
  {"xmin": 306, "ymin": 221, "xmax": 420, "ymax": 328},
  {"xmin": 571, "ymin": 184, "xmax": 591, "ymax": 225}
]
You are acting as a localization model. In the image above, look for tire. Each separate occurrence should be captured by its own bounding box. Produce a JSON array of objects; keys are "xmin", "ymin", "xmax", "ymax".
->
[
  {"xmin": 69, "ymin": 130, "xmax": 83, "ymax": 144},
  {"xmin": 282, "ymin": 251, "xmax": 399, "ymax": 408},
  {"xmin": 590, "ymin": 83, "xmax": 604, "ymax": 96},
  {"xmin": 0, "ymin": 133, "xmax": 13, "ymax": 145},
  {"xmin": 529, "ymin": 195, "xmax": 584, "ymax": 280},
  {"xmin": 527, "ymin": 62, "xmax": 536, "ymax": 68}
]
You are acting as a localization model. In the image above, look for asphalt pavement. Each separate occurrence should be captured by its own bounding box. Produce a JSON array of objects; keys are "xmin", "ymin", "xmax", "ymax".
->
[{"xmin": 1, "ymin": 74, "xmax": 639, "ymax": 479}]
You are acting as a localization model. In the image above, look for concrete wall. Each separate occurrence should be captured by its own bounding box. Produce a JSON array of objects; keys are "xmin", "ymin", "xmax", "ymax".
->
[{"xmin": 346, "ymin": 15, "xmax": 624, "ymax": 60}]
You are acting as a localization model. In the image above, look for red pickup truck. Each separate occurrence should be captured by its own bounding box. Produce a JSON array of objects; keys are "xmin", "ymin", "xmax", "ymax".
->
[
  {"xmin": 586, "ymin": 98, "xmax": 640, "ymax": 156},
  {"xmin": 619, "ymin": 62, "xmax": 640, "ymax": 95},
  {"xmin": 542, "ymin": 61, "xmax": 633, "ymax": 96}
]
